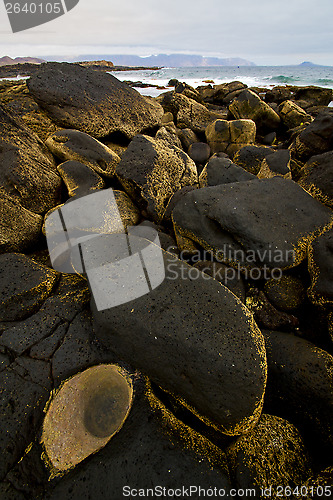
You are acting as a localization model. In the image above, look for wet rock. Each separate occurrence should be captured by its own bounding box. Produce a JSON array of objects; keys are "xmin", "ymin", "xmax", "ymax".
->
[
  {"xmin": 0, "ymin": 105, "xmax": 61, "ymax": 214},
  {"xmin": 294, "ymin": 86, "xmax": 333, "ymax": 107},
  {"xmin": 92, "ymin": 248, "xmax": 267, "ymax": 436},
  {"xmin": 42, "ymin": 364, "xmax": 133, "ymax": 473},
  {"xmin": 233, "ymin": 145, "xmax": 273, "ymax": 174},
  {"xmin": 57, "ymin": 160, "xmax": 105, "ymax": 198},
  {"xmin": 290, "ymin": 113, "xmax": 333, "ymax": 161},
  {"xmin": 45, "ymin": 378, "xmax": 232, "ymax": 499},
  {"xmin": 159, "ymin": 91, "xmax": 225, "ymax": 133},
  {"xmin": 278, "ymin": 100, "xmax": 313, "ymax": 129},
  {"xmin": 226, "ymin": 414, "xmax": 312, "ymax": 496},
  {"xmin": 205, "ymin": 119, "xmax": 256, "ymax": 155},
  {"xmin": 298, "ymin": 151, "xmax": 333, "ymax": 208},
  {"xmin": 116, "ymin": 134, "xmax": 197, "ymax": 222},
  {"xmin": 199, "ymin": 156, "xmax": 256, "ymax": 188},
  {"xmin": 229, "ymin": 89, "xmax": 281, "ymax": 132},
  {"xmin": 0, "ymin": 191, "xmax": 43, "ymax": 253},
  {"xmin": 262, "ymin": 330, "xmax": 333, "ymax": 454},
  {"xmin": 307, "ymin": 227, "xmax": 333, "ymax": 306},
  {"xmin": 264, "ymin": 275, "xmax": 306, "ymax": 311},
  {"xmin": 265, "ymin": 86, "xmax": 293, "ymax": 105},
  {"xmin": 27, "ymin": 62, "xmax": 163, "ymax": 139},
  {"xmin": 0, "ymin": 253, "xmax": 59, "ymax": 322},
  {"xmin": 257, "ymin": 150, "xmax": 292, "ymax": 179},
  {"xmin": 188, "ymin": 142, "xmax": 211, "ymax": 165},
  {"xmin": 46, "ymin": 129, "xmax": 120, "ymax": 178},
  {"xmin": 172, "ymin": 178, "xmax": 333, "ymax": 270}
]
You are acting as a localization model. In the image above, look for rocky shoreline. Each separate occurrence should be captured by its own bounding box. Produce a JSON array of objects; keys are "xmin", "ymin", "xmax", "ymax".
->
[{"xmin": 0, "ymin": 61, "xmax": 332, "ymax": 498}]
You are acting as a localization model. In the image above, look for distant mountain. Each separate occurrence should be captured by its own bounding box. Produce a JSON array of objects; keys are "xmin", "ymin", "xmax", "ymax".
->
[
  {"xmin": 0, "ymin": 56, "xmax": 45, "ymax": 66},
  {"xmin": 48, "ymin": 53, "xmax": 256, "ymax": 67},
  {"xmin": 299, "ymin": 61, "xmax": 320, "ymax": 67}
]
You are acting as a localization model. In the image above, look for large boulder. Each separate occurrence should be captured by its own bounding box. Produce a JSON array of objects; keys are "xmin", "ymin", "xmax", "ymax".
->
[
  {"xmin": 229, "ymin": 89, "xmax": 281, "ymax": 132},
  {"xmin": 91, "ymin": 248, "xmax": 267, "ymax": 436},
  {"xmin": 199, "ymin": 156, "xmax": 256, "ymax": 188},
  {"xmin": 233, "ymin": 145, "xmax": 273, "ymax": 174},
  {"xmin": 257, "ymin": 150, "xmax": 292, "ymax": 179},
  {"xmin": 226, "ymin": 414, "xmax": 312, "ymax": 495},
  {"xmin": 290, "ymin": 113, "xmax": 333, "ymax": 161},
  {"xmin": 45, "ymin": 129, "xmax": 120, "ymax": 178},
  {"xmin": 0, "ymin": 105, "xmax": 61, "ymax": 214},
  {"xmin": 205, "ymin": 119, "xmax": 256, "ymax": 155},
  {"xmin": 278, "ymin": 100, "xmax": 313, "ymax": 129},
  {"xmin": 27, "ymin": 62, "xmax": 164, "ymax": 139},
  {"xmin": 298, "ymin": 151, "xmax": 333, "ymax": 208},
  {"xmin": 265, "ymin": 86, "xmax": 293, "ymax": 104},
  {"xmin": 159, "ymin": 92, "xmax": 225, "ymax": 133},
  {"xmin": 57, "ymin": 161, "xmax": 105, "ymax": 198},
  {"xmin": 172, "ymin": 178, "xmax": 333, "ymax": 270},
  {"xmin": 201, "ymin": 81, "xmax": 248, "ymax": 105},
  {"xmin": 262, "ymin": 330, "xmax": 333, "ymax": 455},
  {"xmin": 116, "ymin": 134, "xmax": 198, "ymax": 222},
  {"xmin": 294, "ymin": 86, "xmax": 333, "ymax": 107}
]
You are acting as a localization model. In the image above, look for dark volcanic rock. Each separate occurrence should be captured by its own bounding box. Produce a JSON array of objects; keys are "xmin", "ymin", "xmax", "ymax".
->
[
  {"xmin": 308, "ymin": 227, "xmax": 333, "ymax": 306},
  {"xmin": 45, "ymin": 378, "xmax": 232, "ymax": 499},
  {"xmin": 0, "ymin": 253, "xmax": 59, "ymax": 322},
  {"xmin": 294, "ymin": 86, "xmax": 333, "ymax": 107},
  {"xmin": 27, "ymin": 62, "xmax": 164, "ymax": 139},
  {"xmin": 188, "ymin": 142, "xmax": 211, "ymax": 165},
  {"xmin": 278, "ymin": 100, "xmax": 312, "ymax": 129},
  {"xmin": 0, "ymin": 105, "xmax": 61, "ymax": 214},
  {"xmin": 45, "ymin": 129, "xmax": 121, "ymax": 178},
  {"xmin": 159, "ymin": 91, "xmax": 225, "ymax": 133},
  {"xmin": 172, "ymin": 178, "xmax": 333, "ymax": 269},
  {"xmin": 257, "ymin": 150, "xmax": 292, "ymax": 179},
  {"xmin": 229, "ymin": 89, "xmax": 281, "ymax": 132},
  {"xmin": 192, "ymin": 260, "xmax": 246, "ymax": 302},
  {"xmin": 177, "ymin": 128, "xmax": 200, "ymax": 150},
  {"xmin": 116, "ymin": 134, "xmax": 197, "ymax": 222},
  {"xmin": 226, "ymin": 414, "xmax": 312, "ymax": 495},
  {"xmin": 57, "ymin": 160, "xmax": 106, "ymax": 198},
  {"xmin": 0, "ymin": 191, "xmax": 43, "ymax": 253},
  {"xmin": 199, "ymin": 156, "xmax": 256, "ymax": 188},
  {"xmin": 298, "ymin": 151, "xmax": 333, "ymax": 208},
  {"xmin": 263, "ymin": 330, "xmax": 333, "ymax": 454},
  {"xmin": 290, "ymin": 113, "xmax": 333, "ymax": 161},
  {"xmin": 264, "ymin": 275, "xmax": 306, "ymax": 311},
  {"xmin": 92, "ymin": 248, "xmax": 267, "ymax": 436},
  {"xmin": 233, "ymin": 145, "xmax": 273, "ymax": 174},
  {"xmin": 265, "ymin": 86, "xmax": 293, "ymax": 104}
]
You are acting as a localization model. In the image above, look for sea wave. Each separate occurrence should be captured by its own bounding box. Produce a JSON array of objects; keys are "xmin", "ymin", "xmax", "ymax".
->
[
  {"xmin": 316, "ymin": 78, "xmax": 333, "ymax": 86},
  {"xmin": 269, "ymin": 75, "xmax": 300, "ymax": 84}
]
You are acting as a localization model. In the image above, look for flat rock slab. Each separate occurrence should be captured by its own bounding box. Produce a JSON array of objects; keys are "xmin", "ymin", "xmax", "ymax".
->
[
  {"xmin": 27, "ymin": 63, "xmax": 164, "ymax": 139},
  {"xmin": 172, "ymin": 178, "xmax": 333, "ymax": 269},
  {"xmin": 92, "ymin": 249, "xmax": 267, "ymax": 436},
  {"xmin": 0, "ymin": 253, "xmax": 59, "ymax": 322},
  {"xmin": 116, "ymin": 134, "xmax": 198, "ymax": 222},
  {"xmin": 46, "ymin": 130, "xmax": 120, "ymax": 178},
  {"xmin": 0, "ymin": 105, "xmax": 61, "ymax": 214}
]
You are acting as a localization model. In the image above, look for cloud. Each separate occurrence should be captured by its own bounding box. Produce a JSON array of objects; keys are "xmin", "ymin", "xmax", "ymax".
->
[{"xmin": 0, "ymin": 0, "xmax": 332, "ymax": 64}]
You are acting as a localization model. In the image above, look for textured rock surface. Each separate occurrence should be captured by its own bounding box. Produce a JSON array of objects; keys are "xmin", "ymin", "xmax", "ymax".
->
[
  {"xmin": 264, "ymin": 275, "xmax": 306, "ymax": 311},
  {"xmin": 46, "ymin": 129, "xmax": 121, "ymax": 178},
  {"xmin": 278, "ymin": 100, "xmax": 312, "ymax": 129},
  {"xmin": 298, "ymin": 151, "xmax": 333, "ymax": 208},
  {"xmin": 27, "ymin": 62, "xmax": 163, "ymax": 139},
  {"xmin": 0, "ymin": 105, "xmax": 61, "ymax": 214},
  {"xmin": 199, "ymin": 156, "xmax": 256, "ymax": 187},
  {"xmin": 226, "ymin": 414, "xmax": 312, "ymax": 496},
  {"xmin": 57, "ymin": 160, "xmax": 105, "ymax": 198},
  {"xmin": 290, "ymin": 113, "xmax": 333, "ymax": 161},
  {"xmin": 233, "ymin": 145, "xmax": 273, "ymax": 174},
  {"xmin": 229, "ymin": 89, "xmax": 281, "ymax": 132},
  {"xmin": 172, "ymin": 178, "xmax": 333, "ymax": 269},
  {"xmin": 263, "ymin": 330, "xmax": 333, "ymax": 454},
  {"xmin": 308, "ymin": 227, "xmax": 333, "ymax": 306},
  {"xmin": 205, "ymin": 119, "xmax": 256, "ymax": 155},
  {"xmin": 116, "ymin": 134, "xmax": 197, "ymax": 222},
  {"xmin": 257, "ymin": 150, "xmax": 292, "ymax": 179},
  {"xmin": 294, "ymin": 86, "xmax": 333, "ymax": 107}
]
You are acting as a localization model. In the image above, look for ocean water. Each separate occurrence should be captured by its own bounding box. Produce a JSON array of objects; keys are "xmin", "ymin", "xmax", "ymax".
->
[{"xmin": 110, "ymin": 65, "xmax": 333, "ymax": 98}]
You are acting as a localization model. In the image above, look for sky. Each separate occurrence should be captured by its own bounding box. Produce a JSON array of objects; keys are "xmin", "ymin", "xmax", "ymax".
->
[{"xmin": 0, "ymin": 0, "xmax": 332, "ymax": 65}]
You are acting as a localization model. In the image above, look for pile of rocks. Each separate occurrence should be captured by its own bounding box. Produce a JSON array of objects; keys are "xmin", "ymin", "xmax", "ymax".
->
[{"xmin": 0, "ymin": 62, "xmax": 332, "ymax": 498}]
